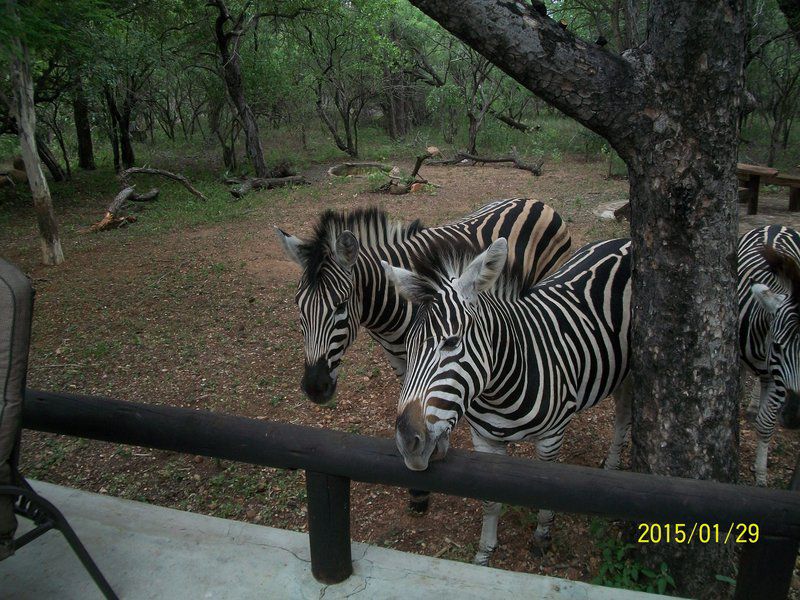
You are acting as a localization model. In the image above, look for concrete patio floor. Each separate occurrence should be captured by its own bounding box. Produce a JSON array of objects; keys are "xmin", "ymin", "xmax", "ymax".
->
[{"xmin": 0, "ymin": 481, "xmax": 669, "ymax": 599}]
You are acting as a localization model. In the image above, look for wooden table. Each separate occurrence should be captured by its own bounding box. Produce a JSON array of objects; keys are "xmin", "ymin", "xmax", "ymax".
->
[
  {"xmin": 763, "ymin": 173, "xmax": 800, "ymax": 212},
  {"xmin": 737, "ymin": 163, "xmax": 779, "ymax": 215}
]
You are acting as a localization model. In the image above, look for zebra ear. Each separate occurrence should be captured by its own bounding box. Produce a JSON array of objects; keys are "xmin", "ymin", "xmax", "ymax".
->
[
  {"xmin": 752, "ymin": 283, "xmax": 786, "ymax": 315},
  {"xmin": 381, "ymin": 261, "xmax": 424, "ymax": 303},
  {"xmin": 335, "ymin": 231, "xmax": 359, "ymax": 269},
  {"xmin": 456, "ymin": 238, "xmax": 508, "ymax": 301},
  {"xmin": 274, "ymin": 226, "xmax": 305, "ymax": 267}
]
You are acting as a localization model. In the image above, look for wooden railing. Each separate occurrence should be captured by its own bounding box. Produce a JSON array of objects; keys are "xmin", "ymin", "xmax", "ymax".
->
[{"xmin": 21, "ymin": 389, "xmax": 800, "ymax": 599}]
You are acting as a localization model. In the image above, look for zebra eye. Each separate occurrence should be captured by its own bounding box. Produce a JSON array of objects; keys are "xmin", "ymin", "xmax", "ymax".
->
[
  {"xmin": 441, "ymin": 336, "xmax": 461, "ymax": 352},
  {"xmin": 333, "ymin": 301, "xmax": 348, "ymax": 316}
]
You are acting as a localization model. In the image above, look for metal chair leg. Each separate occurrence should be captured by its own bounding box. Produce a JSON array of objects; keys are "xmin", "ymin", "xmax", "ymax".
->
[{"xmin": 0, "ymin": 484, "xmax": 118, "ymax": 600}]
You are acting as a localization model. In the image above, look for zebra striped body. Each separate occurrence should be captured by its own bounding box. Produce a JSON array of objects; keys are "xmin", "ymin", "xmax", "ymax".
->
[
  {"xmin": 275, "ymin": 198, "xmax": 572, "ymax": 404},
  {"xmin": 738, "ymin": 225, "xmax": 800, "ymax": 486},
  {"xmin": 383, "ymin": 237, "xmax": 631, "ymax": 563}
]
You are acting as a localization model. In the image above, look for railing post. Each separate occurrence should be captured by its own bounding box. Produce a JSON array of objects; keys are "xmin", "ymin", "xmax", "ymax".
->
[
  {"xmin": 735, "ymin": 457, "xmax": 800, "ymax": 600},
  {"xmin": 305, "ymin": 470, "xmax": 352, "ymax": 584}
]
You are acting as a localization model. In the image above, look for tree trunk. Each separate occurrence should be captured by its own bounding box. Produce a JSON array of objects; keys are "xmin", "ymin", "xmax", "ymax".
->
[
  {"xmin": 406, "ymin": 1, "xmax": 745, "ymax": 595},
  {"xmin": 10, "ymin": 37, "xmax": 64, "ymax": 266},
  {"xmin": 768, "ymin": 123, "xmax": 780, "ymax": 167},
  {"xmin": 104, "ymin": 87, "xmax": 121, "ymax": 172},
  {"xmin": 118, "ymin": 91, "xmax": 136, "ymax": 169},
  {"xmin": 35, "ymin": 135, "xmax": 65, "ymax": 182},
  {"xmin": 72, "ymin": 80, "xmax": 95, "ymax": 170},
  {"xmin": 210, "ymin": 0, "xmax": 269, "ymax": 178},
  {"xmin": 50, "ymin": 116, "xmax": 72, "ymax": 181},
  {"xmin": 466, "ymin": 112, "xmax": 479, "ymax": 155}
]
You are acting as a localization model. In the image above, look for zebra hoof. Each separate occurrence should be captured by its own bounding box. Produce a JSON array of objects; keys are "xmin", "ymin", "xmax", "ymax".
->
[
  {"xmin": 473, "ymin": 547, "xmax": 494, "ymax": 566},
  {"xmin": 529, "ymin": 536, "xmax": 552, "ymax": 557}
]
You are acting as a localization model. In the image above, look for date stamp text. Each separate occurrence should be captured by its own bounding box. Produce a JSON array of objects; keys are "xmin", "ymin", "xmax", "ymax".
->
[{"xmin": 637, "ymin": 523, "xmax": 759, "ymax": 544}]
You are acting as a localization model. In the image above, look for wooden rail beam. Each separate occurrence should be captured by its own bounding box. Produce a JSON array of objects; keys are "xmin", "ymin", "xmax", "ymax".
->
[{"xmin": 21, "ymin": 390, "xmax": 800, "ymax": 539}]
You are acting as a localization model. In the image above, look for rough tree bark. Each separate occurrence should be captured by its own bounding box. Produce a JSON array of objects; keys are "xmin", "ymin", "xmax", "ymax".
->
[
  {"xmin": 208, "ymin": 0, "xmax": 270, "ymax": 178},
  {"xmin": 9, "ymin": 37, "xmax": 64, "ymax": 265},
  {"xmin": 72, "ymin": 78, "xmax": 95, "ymax": 170},
  {"xmin": 406, "ymin": 0, "xmax": 744, "ymax": 595}
]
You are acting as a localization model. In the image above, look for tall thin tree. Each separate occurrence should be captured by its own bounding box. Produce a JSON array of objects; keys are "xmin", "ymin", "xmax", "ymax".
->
[{"xmin": 7, "ymin": 36, "xmax": 64, "ymax": 265}]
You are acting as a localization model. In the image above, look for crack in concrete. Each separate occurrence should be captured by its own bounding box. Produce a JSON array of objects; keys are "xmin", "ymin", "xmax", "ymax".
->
[
  {"xmin": 343, "ymin": 578, "xmax": 368, "ymax": 598},
  {"xmin": 248, "ymin": 540, "xmax": 311, "ymax": 564}
]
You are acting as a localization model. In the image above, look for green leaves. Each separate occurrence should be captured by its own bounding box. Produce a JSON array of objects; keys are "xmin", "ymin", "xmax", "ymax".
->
[
  {"xmin": 1, "ymin": 0, "xmax": 113, "ymax": 56},
  {"xmin": 589, "ymin": 519, "xmax": 677, "ymax": 595}
]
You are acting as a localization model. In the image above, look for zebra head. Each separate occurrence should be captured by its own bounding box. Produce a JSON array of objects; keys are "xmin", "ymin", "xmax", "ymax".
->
[
  {"xmin": 275, "ymin": 226, "xmax": 361, "ymax": 405},
  {"xmin": 382, "ymin": 238, "xmax": 509, "ymax": 470},
  {"xmin": 753, "ymin": 245, "xmax": 800, "ymax": 421}
]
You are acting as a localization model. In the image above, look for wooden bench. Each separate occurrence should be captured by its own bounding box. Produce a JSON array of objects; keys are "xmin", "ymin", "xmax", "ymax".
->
[
  {"xmin": 763, "ymin": 173, "xmax": 800, "ymax": 212},
  {"xmin": 737, "ymin": 163, "xmax": 778, "ymax": 215},
  {"xmin": 737, "ymin": 163, "xmax": 800, "ymax": 215}
]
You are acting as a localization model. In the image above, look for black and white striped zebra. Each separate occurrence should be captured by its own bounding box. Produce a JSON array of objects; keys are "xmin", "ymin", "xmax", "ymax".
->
[
  {"xmin": 382, "ymin": 237, "xmax": 631, "ymax": 564},
  {"xmin": 738, "ymin": 225, "xmax": 800, "ymax": 486},
  {"xmin": 274, "ymin": 198, "xmax": 572, "ymax": 404}
]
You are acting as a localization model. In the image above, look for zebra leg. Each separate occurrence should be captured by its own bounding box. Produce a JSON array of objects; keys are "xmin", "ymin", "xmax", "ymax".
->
[
  {"xmin": 408, "ymin": 489, "xmax": 430, "ymax": 514},
  {"xmin": 754, "ymin": 380, "xmax": 782, "ymax": 487},
  {"xmin": 470, "ymin": 429, "xmax": 507, "ymax": 566},
  {"xmin": 604, "ymin": 378, "xmax": 633, "ymax": 471},
  {"xmin": 747, "ymin": 376, "xmax": 770, "ymax": 417},
  {"xmin": 530, "ymin": 434, "xmax": 565, "ymax": 557}
]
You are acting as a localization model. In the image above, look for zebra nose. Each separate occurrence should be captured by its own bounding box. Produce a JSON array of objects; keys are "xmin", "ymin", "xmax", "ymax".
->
[
  {"xmin": 301, "ymin": 359, "xmax": 336, "ymax": 404},
  {"xmin": 396, "ymin": 403, "xmax": 427, "ymax": 455}
]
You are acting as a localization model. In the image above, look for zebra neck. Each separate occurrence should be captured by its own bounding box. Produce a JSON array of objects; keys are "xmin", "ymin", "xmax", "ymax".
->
[
  {"xmin": 354, "ymin": 244, "xmax": 415, "ymax": 336},
  {"xmin": 473, "ymin": 298, "xmax": 528, "ymax": 401}
]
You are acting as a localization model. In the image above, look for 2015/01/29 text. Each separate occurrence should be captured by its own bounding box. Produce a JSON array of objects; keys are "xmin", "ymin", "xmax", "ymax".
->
[{"xmin": 637, "ymin": 523, "xmax": 759, "ymax": 544}]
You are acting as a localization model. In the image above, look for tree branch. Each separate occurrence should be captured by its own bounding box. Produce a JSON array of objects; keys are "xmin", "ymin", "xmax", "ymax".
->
[{"xmin": 405, "ymin": 0, "xmax": 639, "ymax": 145}]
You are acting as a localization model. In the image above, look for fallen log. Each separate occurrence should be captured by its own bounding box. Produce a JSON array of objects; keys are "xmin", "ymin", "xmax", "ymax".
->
[
  {"xmin": 84, "ymin": 186, "xmax": 160, "ymax": 233},
  {"xmin": 229, "ymin": 175, "xmax": 308, "ymax": 199},
  {"xmin": 429, "ymin": 150, "xmax": 544, "ymax": 176},
  {"xmin": 119, "ymin": 167, "xmax": 208, "ymax": 202},
  {"xmin": 327, "ymin": 162, "xmax": 392, "ymax": 177}
]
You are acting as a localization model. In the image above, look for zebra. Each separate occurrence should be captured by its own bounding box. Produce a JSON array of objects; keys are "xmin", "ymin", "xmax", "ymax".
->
[
  {"xmin": 274, "ymin": 198, "xmax": 571, "ymax": 403},
  {"xmin": 275, "ymin": 199, "xmax": 571, "ymax": 512},
  {"xmin": 382, "ymin": 236, "xmax": 631, "ymax": 564},
  {"xmin": 738, "ymin": 225, "xmax": 800, "ymax": 486}
]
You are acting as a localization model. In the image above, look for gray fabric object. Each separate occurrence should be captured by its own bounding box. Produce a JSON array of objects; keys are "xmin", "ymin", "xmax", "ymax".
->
[{"xmin": 0, "ymin": 258, "xmax": 34, "ymax": 558}]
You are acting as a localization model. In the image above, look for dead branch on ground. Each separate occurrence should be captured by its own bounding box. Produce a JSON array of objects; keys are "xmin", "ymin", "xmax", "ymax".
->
[
  {"xmin": 84, "ymin": 186, "xmax": 161, "ymax": 233},
  {"xmin": 119, "ymin": 167, "xmax": 208, "ymax": 202},
  {"xmin": 226, "ymin": 174, "xmax": 308, "ymax": 199},
  {"xmin": 429, "ymin": 149, "xmax": 544, "ymax": 176}
]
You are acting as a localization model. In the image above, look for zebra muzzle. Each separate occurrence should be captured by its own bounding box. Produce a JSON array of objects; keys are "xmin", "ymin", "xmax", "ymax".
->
[
  {"xmin": 301, "ymin": 359, "xmax": 337, "ymax": 405},
  {"xmin": 395, "ymin": 404, "xmax": 451, "ymax": 471}
]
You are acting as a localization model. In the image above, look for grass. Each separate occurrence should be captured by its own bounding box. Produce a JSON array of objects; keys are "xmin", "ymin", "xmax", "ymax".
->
[{"xmin": 589, "ymin": 519, "xmax": 677, "ymax": 595}]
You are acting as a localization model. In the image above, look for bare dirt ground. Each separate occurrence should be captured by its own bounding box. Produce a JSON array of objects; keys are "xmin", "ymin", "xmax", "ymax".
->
[{"xmin": 2, "ymin": 157, "xmax": 798, "ymax": 593}]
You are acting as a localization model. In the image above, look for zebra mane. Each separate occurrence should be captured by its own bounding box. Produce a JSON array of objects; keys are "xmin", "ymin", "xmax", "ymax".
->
[
  {"xmin": 761, "ymin": 245, "xmax": 800, "ymax": 312},
  {"xmin": 300, "ymin": 207, "xmax": 424, "ymax": 286},
  {"xmin": 408, "ymin": 238, "xmax": 531, "ymax": 302}
]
